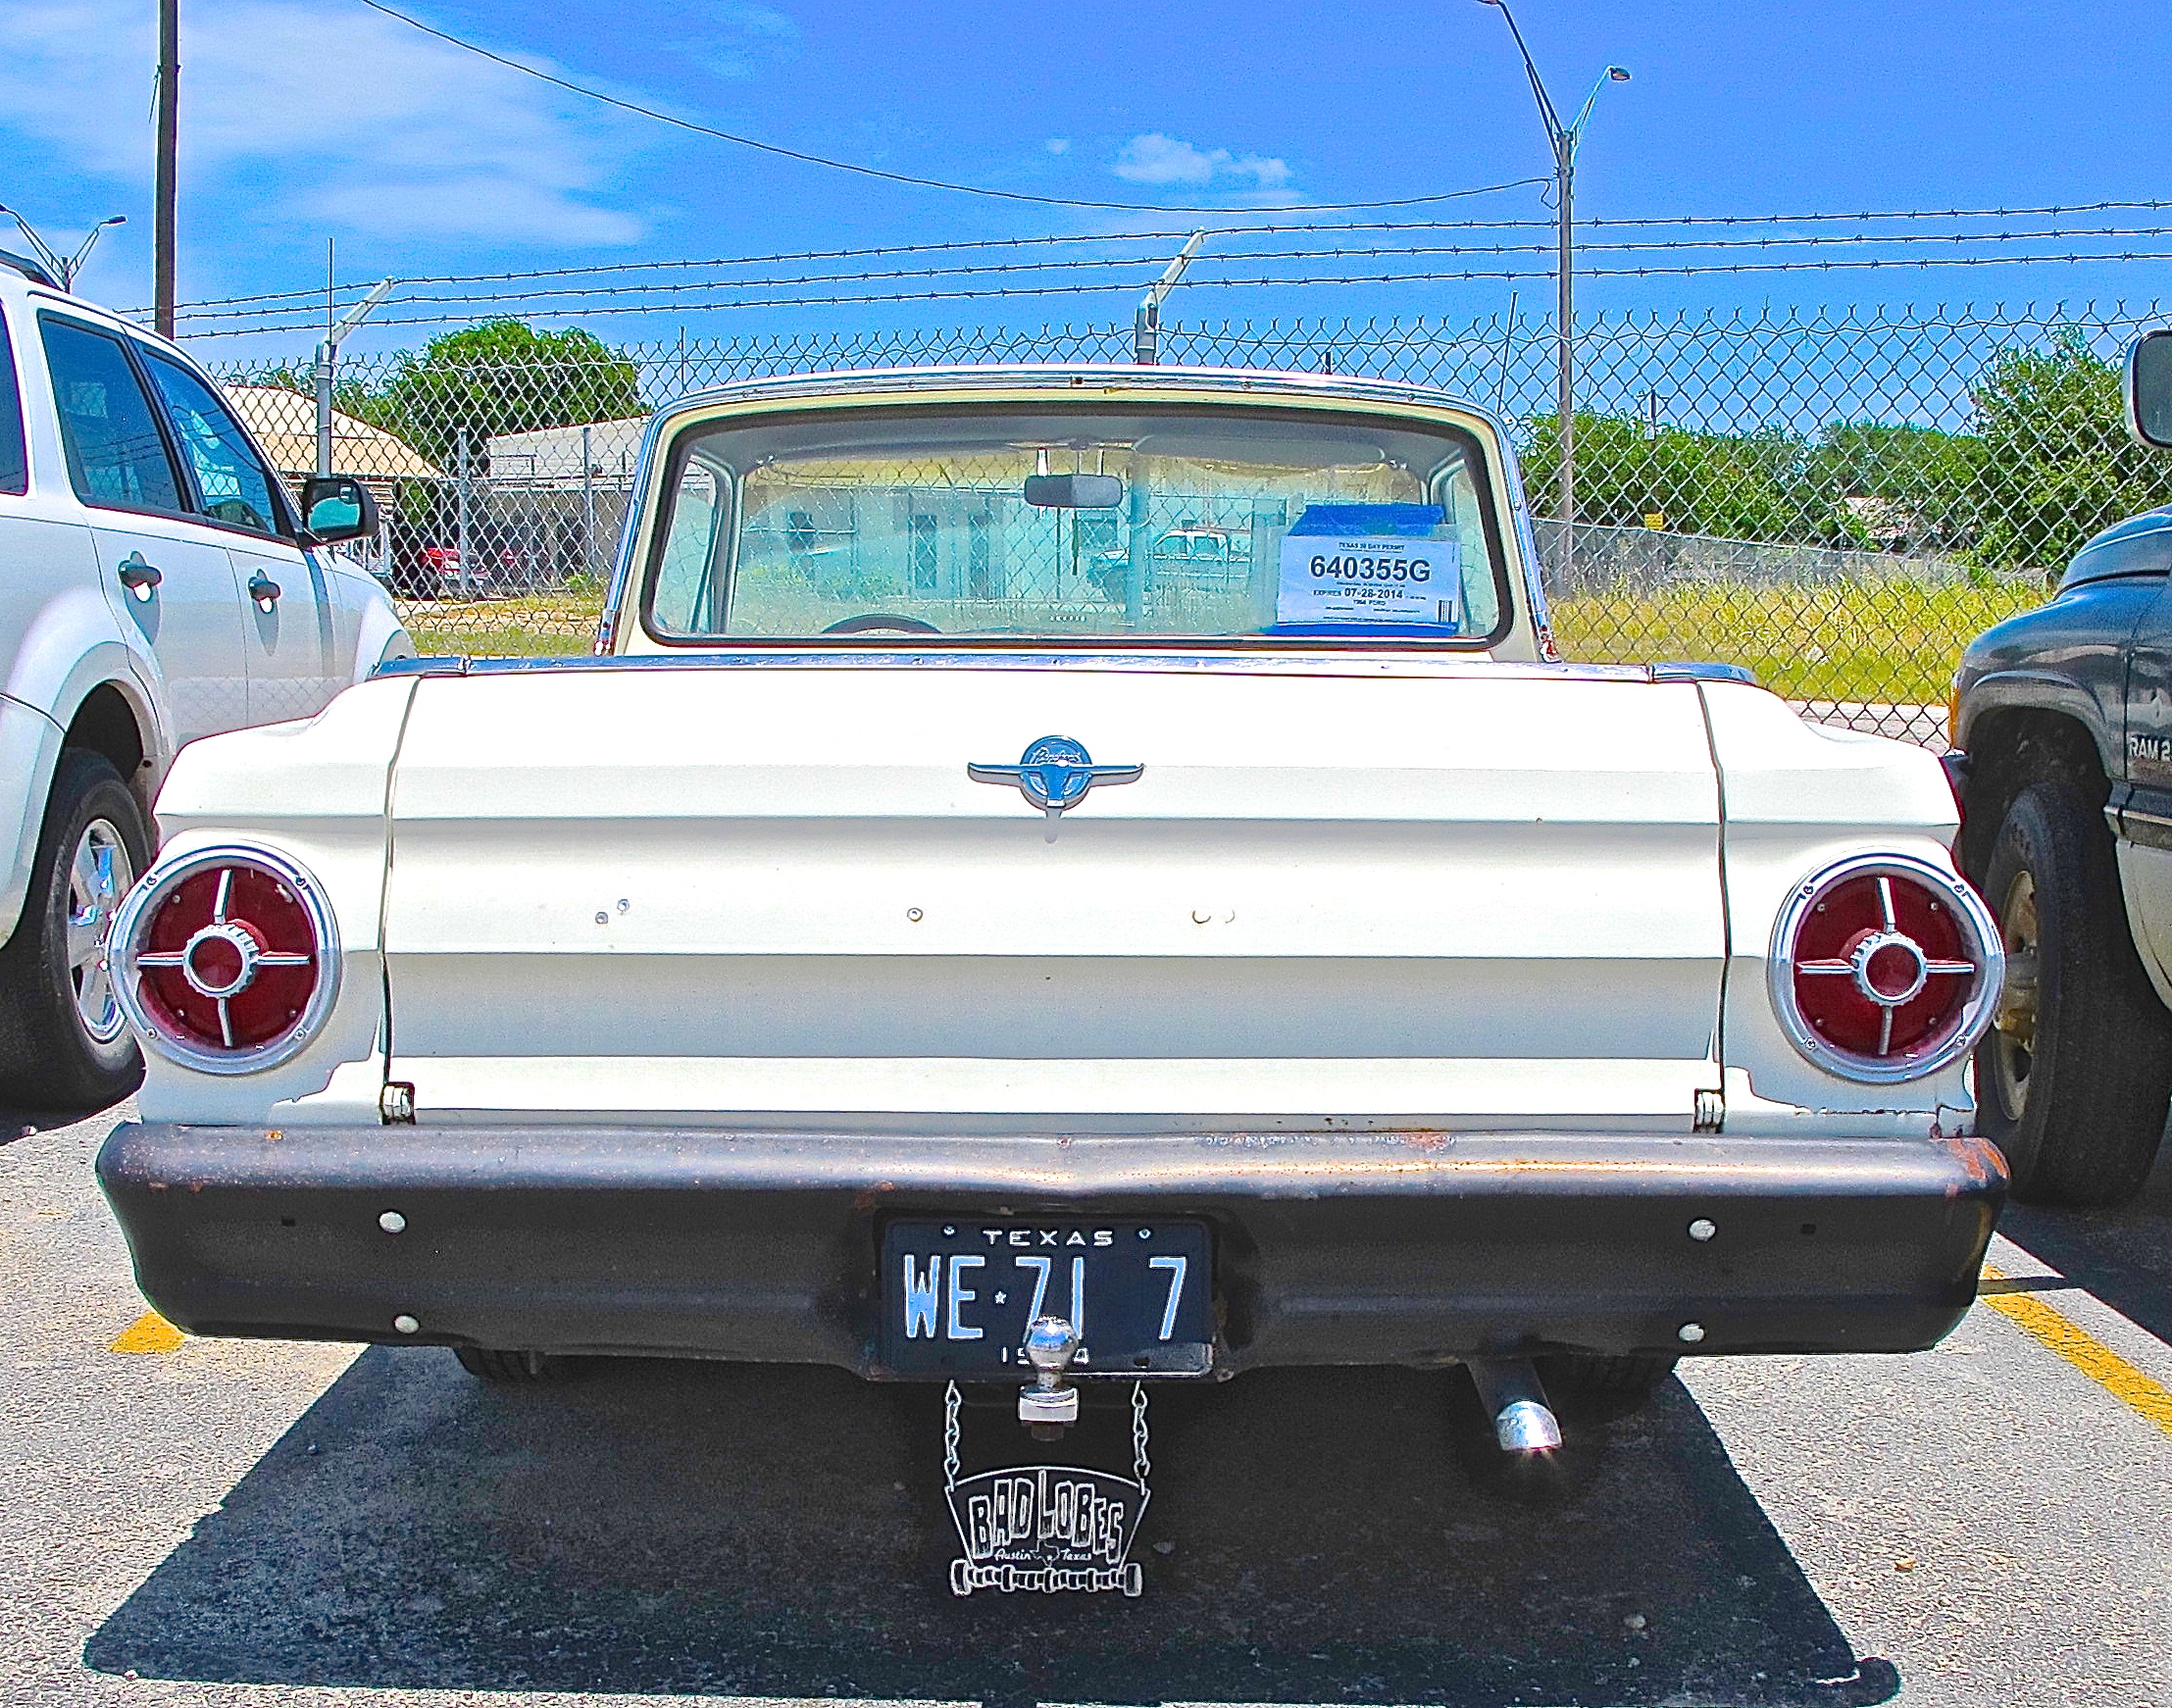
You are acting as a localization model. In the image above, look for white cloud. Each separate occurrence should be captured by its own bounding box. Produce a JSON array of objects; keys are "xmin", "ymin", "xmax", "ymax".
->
[
  {"xmin": 0, "ymin": 0, "xmax": 644, "ymax": 245},
  {"xmin": 1045, "ymin": 137, "xmax": 1071, "ymax": 155},
  {"xmin": 709, "ymin": 1, "xmax": 798, "ymax": 40},
  {"xmin": 1112, "ymin": 132, "xmax": 1291, "ymax": 189},
  {"xmin": 700, "ymin": 0, "xmax": 798, "ymax": 80}
]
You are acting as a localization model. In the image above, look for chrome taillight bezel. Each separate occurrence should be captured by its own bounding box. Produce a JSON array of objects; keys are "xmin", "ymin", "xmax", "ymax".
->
[
  {"xmin": 109, "ymin": 842, "xmax": 342, "ymax": 1076},
  {"xmin": 1767, "ymin": 851, "xmax": 2003, "ymax": 1084}
]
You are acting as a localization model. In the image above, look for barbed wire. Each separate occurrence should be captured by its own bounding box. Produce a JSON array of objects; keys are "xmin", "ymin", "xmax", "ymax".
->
[
  {"xmin": 146, "ymin": 198, "xmax": 2172, "ymax": 318},
  {"xmin": 166, "ymin": 225, "xmax": 2172, "ymax": 329},
  {"xmin": 191, "ymin": 248, "xmax": 2172, "ymax": 340},
  {"xmin": 174, "ymin": 226, "xmax": 2172, "ymax": 329}
]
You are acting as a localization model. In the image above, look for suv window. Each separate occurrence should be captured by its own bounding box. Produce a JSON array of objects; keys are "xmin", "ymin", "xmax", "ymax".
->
[
  {"xmin": 140, "ymin": 352, "xmax": 283, "ymax": 536},
  {"xmin": 0, "ymin": 311, "xmax": 25, "ymax": 496},
  {"xmin": 40, "ymin": 318, "xmax": 182, "ymax": 514}
]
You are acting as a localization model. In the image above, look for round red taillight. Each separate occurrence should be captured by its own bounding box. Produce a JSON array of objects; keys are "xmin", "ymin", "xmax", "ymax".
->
[
  {"xmin": 111, "ymin": 846, "xmax": 340, "ymax": 1074},
  {"xmin": 1770, "ymin": 855, "xmax": 2001, "ymax": 1083}
]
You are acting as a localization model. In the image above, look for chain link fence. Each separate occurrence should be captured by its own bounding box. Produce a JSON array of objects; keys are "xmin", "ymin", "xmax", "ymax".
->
[{"xmin": 213, "ymin": 300, "xmax": 2172, "ymax": 746}]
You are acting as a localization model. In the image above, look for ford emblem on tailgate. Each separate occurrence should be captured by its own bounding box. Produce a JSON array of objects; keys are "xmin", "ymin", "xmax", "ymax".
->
[{"xmin": 969, "ymin": 735, "xmax": 1143, "ymax": 829}]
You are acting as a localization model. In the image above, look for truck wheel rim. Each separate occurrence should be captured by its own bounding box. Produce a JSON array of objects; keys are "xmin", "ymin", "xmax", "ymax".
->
[
  {"xmin": 1990, "ymin": 870, "xmax": 2039, "ymax": 1123},
  {"xmin": 67, "ymin": 819, "xmax": 134, "ymax": 1047}
]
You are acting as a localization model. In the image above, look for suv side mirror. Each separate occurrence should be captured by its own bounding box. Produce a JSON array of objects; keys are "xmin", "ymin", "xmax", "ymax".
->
[
  {"xmin": 300, "ymin": 475, "xmax": 380, "ymax": 544},
  {"xmin": 2126, "ymin": 330, "xmax": 2172, "ymax": 449}
]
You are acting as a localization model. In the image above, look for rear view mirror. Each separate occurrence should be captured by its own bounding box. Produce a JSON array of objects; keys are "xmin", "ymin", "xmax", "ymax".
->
[
  {"xmin": 300, "ymin": 474, "xmax": 380, "ymax": 544},
  {"xmin": 1024, "ymin": 473, "xmax": 1124, "ymax": 510},
  {"xmin": 2127, "ymin": 330, "xmax": 2172, "ymax": 449}
]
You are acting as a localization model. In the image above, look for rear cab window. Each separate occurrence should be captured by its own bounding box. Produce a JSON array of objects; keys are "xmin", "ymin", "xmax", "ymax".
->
[{"xmin": 642, "ymin": 401, "xmax": 1510, "ymax": 649}]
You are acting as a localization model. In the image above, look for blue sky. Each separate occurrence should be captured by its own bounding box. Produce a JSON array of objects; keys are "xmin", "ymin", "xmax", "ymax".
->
[{"xmin": 1, "ymin": 0, "xmax": 2169, "ymax": 362}]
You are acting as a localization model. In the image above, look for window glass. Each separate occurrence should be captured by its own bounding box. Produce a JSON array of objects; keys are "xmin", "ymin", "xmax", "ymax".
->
[
  {"xmin": 141, "ymin": 353, "xmax": 281, "ymax": 535},
  {"xmin": 40, "ymin": 318, "xmax": 181, "ymax": 512},
  {"xmin": 646, "ymin": 404, "xmax": 1504, "ymax": 646},
  {"xmin": 0, "ymin": 312, "xmax": 25, "ymax": 496}
]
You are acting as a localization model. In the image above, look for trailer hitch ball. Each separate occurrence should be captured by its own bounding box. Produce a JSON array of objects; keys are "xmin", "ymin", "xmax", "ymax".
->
[{"xmin": 1018, "ymin": 1315, "xmax": 1081, "ymax": 1438}]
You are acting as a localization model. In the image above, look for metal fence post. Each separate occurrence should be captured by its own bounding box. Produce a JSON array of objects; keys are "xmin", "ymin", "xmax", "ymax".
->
[
  {"xmin": 455, "ymin": 426, "xmax": 472, "ymax": 601},
  {"xmin": 581, "ymin": 424, "xmax": 595, "ymax": 582}
]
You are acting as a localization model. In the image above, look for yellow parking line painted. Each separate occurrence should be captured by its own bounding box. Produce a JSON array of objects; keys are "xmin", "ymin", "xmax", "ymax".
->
[
  {"xmin": 109, "ymin": 1311, "xmax": 185, "ymax": 1354},
  {"xmin": 1980, "ymin": 1263, "xmax": 2172, "ymax": 1439}
]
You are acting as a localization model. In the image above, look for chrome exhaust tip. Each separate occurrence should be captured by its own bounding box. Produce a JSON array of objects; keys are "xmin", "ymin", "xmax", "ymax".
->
[{"xmin": 1466, "ymin": 1356, "xmax": 1564, "ymax": 1453}]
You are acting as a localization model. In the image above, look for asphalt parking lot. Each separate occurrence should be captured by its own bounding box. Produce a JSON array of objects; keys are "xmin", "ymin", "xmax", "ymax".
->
[{"xmin": 3, "ymin": 1102, "xmax": 2166, "ymax": 1708}]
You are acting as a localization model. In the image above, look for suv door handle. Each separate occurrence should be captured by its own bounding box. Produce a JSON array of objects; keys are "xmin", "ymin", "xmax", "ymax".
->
[
  {"xmin": 117, "ymin": 553, "xmax": 162, "ymax": 601},
  {"xmin": 247, "ymin": 572, "xmax": 281, "ymax": 609}
]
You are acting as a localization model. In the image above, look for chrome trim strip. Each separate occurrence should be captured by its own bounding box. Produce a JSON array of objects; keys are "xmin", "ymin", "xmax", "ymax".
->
[
  {"xmin": 109, "ymin": 842, "xmax": 343, "ymax": 1078},
  {"xmin": 386, "ymin": 649, "xmax": 1655, "ymax": 684},
  {"xmin": 2117, "ymin": 803, "xmax": 2172, "ymax": 852},
  {"xmin": 1766, "ymin": 852, "xmax": 2003, "ymax": 1085}
]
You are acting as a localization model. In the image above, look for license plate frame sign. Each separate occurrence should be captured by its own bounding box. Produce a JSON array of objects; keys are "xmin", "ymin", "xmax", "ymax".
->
[{"xmin": 881, "ymin": 1218, "xmax": 1213, "ymax": 1376}]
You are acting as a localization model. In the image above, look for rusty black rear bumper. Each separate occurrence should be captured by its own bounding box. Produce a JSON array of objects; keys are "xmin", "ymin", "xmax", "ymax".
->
[{"xmin": 96, "ymin": 1122, "xmax": 2005, "ymax": 1375}]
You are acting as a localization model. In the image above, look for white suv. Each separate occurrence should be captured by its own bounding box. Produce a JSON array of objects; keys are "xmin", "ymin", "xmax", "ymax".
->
[{"xmin": 0, "ymin": 254, "xmax": 410, "ymax": 1108}]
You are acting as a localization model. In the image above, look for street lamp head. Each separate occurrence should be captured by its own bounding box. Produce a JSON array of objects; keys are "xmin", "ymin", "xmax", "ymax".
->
[
  {"xmin": 98, "ymin": 216, "xmax": 126, "ymax": 228},
  {"xmin": 1607, "ymin": 66, "xmax": 1632, "ymax": 81}
]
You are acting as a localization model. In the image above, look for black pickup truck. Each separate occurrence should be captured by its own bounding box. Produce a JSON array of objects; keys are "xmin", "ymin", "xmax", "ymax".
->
[{"xmin": 1950, "ymin": 329, "xmax": 2172, "ymax": 1207}]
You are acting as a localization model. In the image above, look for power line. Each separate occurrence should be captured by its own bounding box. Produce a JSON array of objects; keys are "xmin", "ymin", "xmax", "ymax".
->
[
  {"xmin": 355, "ymin": 0, "xmax": 1545, "ymax": 216},
  {"xmin": 187, "ymin": 247, "xmax": 2172, "ymax": 340}
]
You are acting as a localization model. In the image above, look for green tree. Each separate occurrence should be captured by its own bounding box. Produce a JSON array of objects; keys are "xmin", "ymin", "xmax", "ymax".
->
[
  {"xmin": 347, "ymin": 320, "xmax": 644, "ymax": 474},
  {"xmin": 1967, "ymin": 328, "xmax": 2172, "ymax": 572},
  {"xmin": 1522, "ymin": 412, "xmax": 1841, "ymax": 542},
  {"xmin": 1811, "ymin": 422, "xmax": 1983, "ymax": 552}
]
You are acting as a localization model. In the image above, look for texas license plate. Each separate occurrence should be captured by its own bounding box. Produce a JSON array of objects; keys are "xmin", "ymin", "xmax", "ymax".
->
[{"xmin": 880, "ymin": 1218, "xmax": 1213, "ymax": 1376}]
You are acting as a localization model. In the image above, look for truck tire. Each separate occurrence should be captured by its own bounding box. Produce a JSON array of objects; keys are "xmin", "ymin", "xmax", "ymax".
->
[
  {"xmin": 1975, "ymin": 779, "xmax": 2172, "ymax": 1205},
  {"xmin": 453, "ymin": 1346, "xmax": 556, "ymax": 1381},
  {"xmin": 0, "ymin": 750, "xmax": 151, "ymax": 1110}
]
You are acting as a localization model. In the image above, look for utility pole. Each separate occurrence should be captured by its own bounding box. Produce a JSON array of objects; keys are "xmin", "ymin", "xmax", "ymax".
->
[
  {"xmin": 315, "ymin": 274, "xmax": 395, "ymax": 476},
  {"xmin": 1476, "ymin": 1, "xmax": 1627, "ymax": 579},
  {"xmin": 154, "ymin": 0, "xmax": 179, "ymax": 337},
  {"xmin": 1134, "ymin": 230, "xmax": 1206, "ymax": 366}
]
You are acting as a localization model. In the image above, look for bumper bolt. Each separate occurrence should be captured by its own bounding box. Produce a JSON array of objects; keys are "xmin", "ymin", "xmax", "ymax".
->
[
  {"xmin": 392, "ymin": 1314, "xmax": 420, "ymax": 1334},
  {"xmin": 379, "ymin": 1211, "xmax": 407, "ymax": 1234},
  {"xmin": 1688, "ymin": 1218, "xmax": 1717, "ymax": 1242},
  {"xmin": 1677, "ymin": 1322, "xmax": 1706, "ymax": 1343}
]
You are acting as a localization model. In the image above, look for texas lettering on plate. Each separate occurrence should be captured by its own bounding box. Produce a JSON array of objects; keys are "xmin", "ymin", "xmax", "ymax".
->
[{"xmin": 881, "ymin": 1218, "xmax": 1214, "ymax": 1376}]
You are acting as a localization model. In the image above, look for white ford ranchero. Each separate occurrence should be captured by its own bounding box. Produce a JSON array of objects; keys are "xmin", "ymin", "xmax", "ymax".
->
[{"xmin": 97, "ymin": 367, "xmax": 2007, "ymax": 1449}]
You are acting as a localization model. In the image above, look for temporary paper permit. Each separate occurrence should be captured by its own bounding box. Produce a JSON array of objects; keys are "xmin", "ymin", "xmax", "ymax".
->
[{"xmin": 1276, "ymin": 532, "xmax": 1462, "ymax": 629}]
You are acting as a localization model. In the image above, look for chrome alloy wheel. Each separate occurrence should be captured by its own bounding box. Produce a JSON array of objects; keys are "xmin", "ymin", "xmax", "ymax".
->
[
  {"xmin": 1991, "ymin": 868, "xmax": 2040, "ymax": 1123},
  {"xmin": 66, "ymin": 818, "xmax": 134, "ymax": 1048}
]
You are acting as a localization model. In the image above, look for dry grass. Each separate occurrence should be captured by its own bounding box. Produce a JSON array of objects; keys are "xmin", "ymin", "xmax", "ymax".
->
[
  {"xmin": 398, "ymin": 589, "xmax": 606, "ymax": 659},
  {"xmin": 1550, "ymin": 577, "xmax": 2049, "ymax": 703}
]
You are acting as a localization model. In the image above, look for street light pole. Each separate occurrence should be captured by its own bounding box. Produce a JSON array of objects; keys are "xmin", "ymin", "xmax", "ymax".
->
[
  {"xmin": 1135, "ymin": 230, "xmax": 1207, "ymax": 366},
  {"xmin": 0, "ymin": 209, "xmax": 125, "ymax": 291},
  {"xmin": 315, "ymin": 276, "xmax": 395, "ymax": 477},
  {"xmin": 1475, "ymin": 1, "xmax": 1627, "ymax": 577}
]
